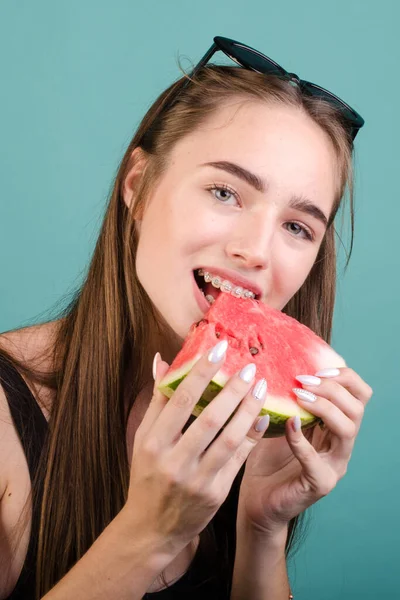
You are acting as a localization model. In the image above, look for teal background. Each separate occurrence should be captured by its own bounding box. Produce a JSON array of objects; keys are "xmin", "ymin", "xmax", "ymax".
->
[{"xmin": 0, "ymin": 1, "xmax": 398, "ymax": 598}]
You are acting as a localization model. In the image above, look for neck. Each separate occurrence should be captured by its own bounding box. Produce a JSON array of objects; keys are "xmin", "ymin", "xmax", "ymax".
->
[{"xmin": 123, "ymin": 323, "xmax": 183, "ymax": 419}]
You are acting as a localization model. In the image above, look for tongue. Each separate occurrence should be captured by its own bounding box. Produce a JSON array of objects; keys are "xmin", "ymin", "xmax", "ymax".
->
[{"xmin": 204, "ymin": 281, "xmax": 221, "ymax": 300}]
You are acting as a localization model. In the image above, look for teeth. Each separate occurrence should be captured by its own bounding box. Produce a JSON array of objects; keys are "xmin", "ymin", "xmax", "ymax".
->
[
  {"xmin": 197, "ymin": 269, "xmax": 256, "ymax": 300},
  {"xmin": 199, "ymin": 287, "xmax": 215, "ymax": 305}
]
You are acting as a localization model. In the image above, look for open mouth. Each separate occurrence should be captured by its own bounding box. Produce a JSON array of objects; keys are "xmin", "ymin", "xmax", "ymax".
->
[
  {"xmin": 193, "ymin": 269, "xmax": 220, "ymax": 303},
  {"xmin": 193, "ymin": 269, "xmax": 260, "ymax": 302}
]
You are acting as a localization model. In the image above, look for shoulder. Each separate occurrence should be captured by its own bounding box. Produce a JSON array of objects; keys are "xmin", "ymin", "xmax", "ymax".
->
[
  {"xmin": 0, "ymin": 383, "xmax": 13, "ymax": 501},
  {"xmin": 0, "ymin": 320, "xmax": 61, "ymax": 496},
  {"xmin": 0, "ymin": 320, "xmax": 61, "ymax": 365}
]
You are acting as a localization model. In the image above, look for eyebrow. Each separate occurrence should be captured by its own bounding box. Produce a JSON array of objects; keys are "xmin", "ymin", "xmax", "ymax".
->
[{"xmin": 199, "ymin": 160, "xmax": 329, "ymax": 229}]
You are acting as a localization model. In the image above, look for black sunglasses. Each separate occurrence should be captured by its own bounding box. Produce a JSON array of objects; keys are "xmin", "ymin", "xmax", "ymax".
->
[{"xmin": 165, "ymin": 36, "xmax": 364, "ymax": 142}]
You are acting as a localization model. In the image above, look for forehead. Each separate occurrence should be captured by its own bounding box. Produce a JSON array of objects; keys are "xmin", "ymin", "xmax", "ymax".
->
[{"xmin": 168, "ymin": 100, "xmax": 339, "ymax": 209}]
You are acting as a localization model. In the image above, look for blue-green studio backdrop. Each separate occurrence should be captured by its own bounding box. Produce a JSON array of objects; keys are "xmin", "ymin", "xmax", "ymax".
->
[{"xmin": 0, "ymin": 1, "xmax": 398, "ymax": 598}]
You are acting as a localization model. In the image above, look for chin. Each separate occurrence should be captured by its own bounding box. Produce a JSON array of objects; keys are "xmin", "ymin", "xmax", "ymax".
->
[
  {"xmin": 167, "ymin": 316, "xmax": 196, "ymax": 343},
  {"xmin": 152, "ymin": 300, "xmax": 196, "ymax": 345}
]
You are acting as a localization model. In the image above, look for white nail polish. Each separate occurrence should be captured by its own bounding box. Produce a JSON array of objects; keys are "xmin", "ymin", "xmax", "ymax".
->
[
  {"xmin": 292, "ymin": 388, "xmax": 317, "ymax": 402},
  {"xmin": 314, "ymin": 368, "xmax": 340, "ymax": 378},
  {"xmin": 239, "ymin": 363, "xmax": 256, "ymax": 383},
  {"xmin": 208, "ymin": 339, "xmax": 228, "ymax": 363},
  {"xmin": 152, "ymin": 352, "xmax": 160, "ymax": 380},
  {"xmin": 255, "ymin": 414, "xmax": 270, "ymax": 432},
  {"xmin": 295, "ymin": 375, "xmax": 321, "ymax": 386},
  {"xmin": 253, "ymin": 378, "xmax": 267, "ymax": 401},
  {"xmin": 293, "ymin": 415, "xmax": 301, "ymax": 432}
]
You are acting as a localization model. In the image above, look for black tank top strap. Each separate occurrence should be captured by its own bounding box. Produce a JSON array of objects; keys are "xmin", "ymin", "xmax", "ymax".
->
[
  {"xmin": 0, "ymin": 352, "xmax": 48, "ymax": 600},
  {"xmin": 0, "ymin": 353, "xmax": 48, "ymax": 475}
]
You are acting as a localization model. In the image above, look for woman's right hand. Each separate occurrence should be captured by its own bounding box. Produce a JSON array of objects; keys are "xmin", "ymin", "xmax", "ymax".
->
[{"xmin": 123, "ymin": 340, "xmax": 270, "ymax": 559}]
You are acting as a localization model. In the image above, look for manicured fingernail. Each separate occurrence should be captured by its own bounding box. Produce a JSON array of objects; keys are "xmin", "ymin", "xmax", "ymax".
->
[
  {"xmin": 314, "ymin": 368, "xmax": 340, "ymax": 377},
  {"xmin": 293, "ymin": 415, "xmax": 301, "ymax": 432},
  {"xmin": 292, "ymin": 388, "xmax": 317, "ymax": 402},
  {"xmin": 152, "ymin": 352, "xmax": 161, "ymax": 380},
  {"xmin": 253, "ymin": 378, "xmax": 267, "ymax": 401},
  {"xmin": 208, "ymin": 339, "xmax": 228, "ymax": 363},
  {"xmin": 255, "ymin": 414, "xmax": 270, "ymax": 432},
  {"xmin": 239, "ymin": 363, "xmax": 256, "ymax": 383},
  {"xmin": 295, "ymin": 375, "xmax": 321, "ymax": 386}
]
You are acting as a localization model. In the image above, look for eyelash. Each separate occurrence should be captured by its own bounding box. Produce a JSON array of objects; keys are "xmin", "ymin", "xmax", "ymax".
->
[{"xmin": 206, "ymin": 183, "xmax": 315, "ymax": 242}]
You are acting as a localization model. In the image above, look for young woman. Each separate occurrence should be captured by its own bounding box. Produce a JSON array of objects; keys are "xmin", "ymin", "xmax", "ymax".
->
[{"xmin": 0, "ymin": 36, "xmax": 373, "ymax": 599}]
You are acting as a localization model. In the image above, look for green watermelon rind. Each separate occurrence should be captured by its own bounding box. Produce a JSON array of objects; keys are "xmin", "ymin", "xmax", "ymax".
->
[{"xmin": 158, "ymin": 363, "xmax": 322, "ymax": 439}]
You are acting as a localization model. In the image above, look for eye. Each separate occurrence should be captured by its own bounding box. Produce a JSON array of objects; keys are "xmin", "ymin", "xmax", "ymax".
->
[
  {"xmin": 207, "ymin": 183, "xmax": 240, "ymax": 207},
  {"xmin": 285, "ymin": 221, "xmax": 314, "ymax": 241},
  {"xmin": 206, "ymin": 185, "xmax": 315, "ymax": 241}
]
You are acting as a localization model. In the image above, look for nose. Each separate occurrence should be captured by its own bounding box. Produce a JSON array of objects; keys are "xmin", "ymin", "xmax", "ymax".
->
[{"xmin": 224, "ymin": 212, "xmax": 274, "ymax": 270}]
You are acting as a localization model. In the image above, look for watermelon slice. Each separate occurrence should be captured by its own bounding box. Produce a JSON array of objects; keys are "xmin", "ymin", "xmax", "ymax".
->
[{"xmin": 158, "ymin": 292, "xmax": 346, "ymax": 438}]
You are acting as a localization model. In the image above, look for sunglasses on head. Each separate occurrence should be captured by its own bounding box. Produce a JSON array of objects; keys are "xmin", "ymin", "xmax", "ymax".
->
[{"xmin": 165, "ymin": 36, "xmax": 365, "ymax": 142}]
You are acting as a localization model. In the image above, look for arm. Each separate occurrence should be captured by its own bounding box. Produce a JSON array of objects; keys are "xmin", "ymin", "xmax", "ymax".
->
[
  {"xmin": 41, "ymin": 508, "xmax": 177, "ymax": 600},
  {"xmin": 230, "ymin": 524, "xmax": 292, "ymax": 600}
]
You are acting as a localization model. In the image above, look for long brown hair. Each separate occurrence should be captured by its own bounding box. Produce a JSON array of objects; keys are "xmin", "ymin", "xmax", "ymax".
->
[{"xmin": 0, "ymin": 64, "xmax": 355, "ymax": 598}]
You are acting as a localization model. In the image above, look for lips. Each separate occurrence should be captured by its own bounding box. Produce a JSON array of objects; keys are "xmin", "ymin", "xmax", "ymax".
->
[{"xmin": 192, "ymin": 271, "xmax": 212, "ymax": 313}]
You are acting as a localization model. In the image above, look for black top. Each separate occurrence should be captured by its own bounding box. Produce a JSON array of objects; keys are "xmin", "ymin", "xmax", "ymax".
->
[{"xmin": 1, "ymin": 354, "xmax": 236, "ymax": 599}]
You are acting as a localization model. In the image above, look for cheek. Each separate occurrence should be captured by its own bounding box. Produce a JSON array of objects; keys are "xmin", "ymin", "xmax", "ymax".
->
[
  {"xmin": 167, "ymin": 192, "xmax": 232, "ymax": 254},
  {"xmin": 271, "ymin": 245, "xmax": 318, "ymax": 307},
  {"xmin": 164, "ymin": 185, "xmax": 207, "ymax": 233},
  {"xmin": 135, "ymin": 189, "xmax": 217, "ymax": 274}
]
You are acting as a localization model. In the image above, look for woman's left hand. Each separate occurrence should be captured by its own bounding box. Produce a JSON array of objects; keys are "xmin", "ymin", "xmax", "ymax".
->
[{"xmin": 237, "ymin": 367, "xmax": 373, "ymax": 536}]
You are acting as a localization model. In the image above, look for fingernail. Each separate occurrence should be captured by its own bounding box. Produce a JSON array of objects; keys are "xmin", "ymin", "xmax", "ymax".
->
[
  {"xmin": 152, "ymin": 352, "xmax": 161, "ymax": 380},
  {"xmin": 292, "ymin": 388, "xmax": 317, "ymax": 402},
  {"xmin": 255, "ymin": 414, "xmax": 270, "ymax": 432},
  {"xmin": 208, "ymin": 339, "xmax": 228, "ymax": 363},
  {"xmin": 252, "ymin": 378, "xmax": 267, "ymax": 401},
  {"xmin": 314, "ymin": 368, "xmax": 340, "ymax": 378},
  {"xmin": 293, "ymin": 415, "xmax": 301, "ymax": 432},
  {"xmin": 239, "ymin": 363, "xmax": 257, "ymax": 383},
  {"xmin": 295, "ymin": 375, "xmax": 321, "ymax": 386}
]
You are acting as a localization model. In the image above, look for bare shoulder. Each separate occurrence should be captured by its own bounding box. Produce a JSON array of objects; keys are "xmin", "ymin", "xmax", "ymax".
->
[
  {"xmin": 0, "ymin": 319, "xmax": 62, "ymax": 365},
  {"xmin": 0, "ymin": 380, "xmax": 33, "ymax": 598},
  {"xmin": 0, "ymin": 383, "xmax": 14, "ymax": 502},
  {"xmin": 0, "ymin": 320, "xmax": 61, "ymax": 495},
  {"xmin": 0, "ymin": 320, "xmax": 62, "ymax": 598}
]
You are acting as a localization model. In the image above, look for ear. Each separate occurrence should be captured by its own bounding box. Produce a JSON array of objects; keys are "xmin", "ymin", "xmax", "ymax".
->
[{"xmin": 122, "ymin": 147, "xmax": 149, "ymax": 215}]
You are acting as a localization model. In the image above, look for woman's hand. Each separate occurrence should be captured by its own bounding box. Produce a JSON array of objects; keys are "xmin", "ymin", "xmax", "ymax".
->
[
  {"xmin": 236, "ymin": 367, "xmax": 373, "ymax": 537},
  {"xmin": 122, "ymin": 341, "xmax": 270, "ymax": 561}
]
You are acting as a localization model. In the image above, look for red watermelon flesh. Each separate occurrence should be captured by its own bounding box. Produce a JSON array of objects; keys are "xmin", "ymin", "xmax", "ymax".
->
[{"xmin": 158, "ymin": 292, "xmax": 346, "ymax": 438}]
